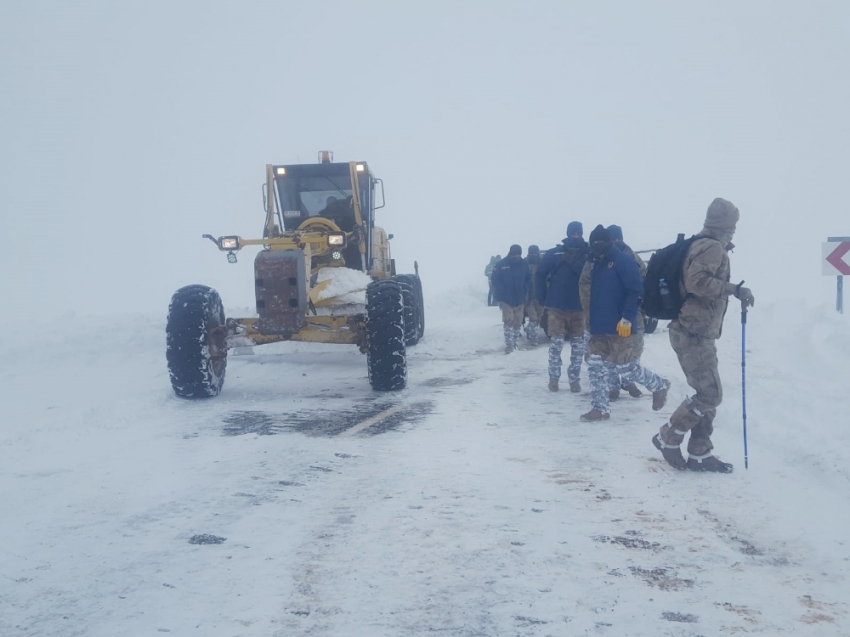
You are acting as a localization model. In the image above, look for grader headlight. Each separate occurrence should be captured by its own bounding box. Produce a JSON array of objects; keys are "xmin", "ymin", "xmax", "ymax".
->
[
  {"xmin": 328, "ymin": 233, "xmax": 345, "ymax": 246},
  {"xmin": 219, "ymin": 236, "xmax": 239, "ymax": 250}
]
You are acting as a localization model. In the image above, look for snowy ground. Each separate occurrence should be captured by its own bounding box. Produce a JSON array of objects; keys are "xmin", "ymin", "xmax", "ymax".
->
[{"xmin": 2, "ymin": 287, "xmax": 849, "ymax": 637}]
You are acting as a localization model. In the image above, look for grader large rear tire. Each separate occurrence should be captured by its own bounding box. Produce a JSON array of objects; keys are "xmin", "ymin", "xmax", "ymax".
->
[
  {"xmin": 166, "ymin": 285, "xmax": 227, "ymax": 399},
  {"xmin": 366, "ymin": 279, "xmax": 407, "ymax": 391},
  {"xmin": 395, "ymin": 274, "xmax": 425, "ymax": 346},
  {"xmin": 413, "ymin": 275, "xmax": 425, "ymax": 340}
]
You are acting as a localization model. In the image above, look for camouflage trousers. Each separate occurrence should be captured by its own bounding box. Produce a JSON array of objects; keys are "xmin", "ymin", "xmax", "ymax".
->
[
  {"xmin": 499, "ymin": 303, "xmax": 524, "ymax": 329},
  {"xmin": 587, "ymin": 334, "xmax": 667, "ymax": 413},
  {"xmin": 546, "ymin": 308, "xmax": 586, "ymax": 381},
  {"xmin": 525, "ymin": 298, "xmax": 544, "ymax": 323},
  {"xmin": 499, "ymin": 303, "xmax": 524, "ymax": 350},
  {"xmin": 659, "ymin": 321, "xmax": 722, "ymax": 456},
  {"xmin": 610, "ymin": 355, "xmax": 660, "ymax": 390},
  {"xmin": 524, "ymin": 299, "xmax": 544, "ymax": 344},
  {"xmin": 503, "ymin": 325, "xmax": 521, "ymax": 349},
  {"xmin": 548, "ymin": 332, "xmax": 588, "ymax": 382},
  {"xmin": 546, "ymin": 308, "xmax": 585, "ymax": 338},
  {"xmin": 609, "ymin": 331, "xmax": 643, "ymax": 389}
]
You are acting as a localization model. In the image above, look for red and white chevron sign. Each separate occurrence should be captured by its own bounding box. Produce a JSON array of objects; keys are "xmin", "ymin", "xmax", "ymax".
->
[{"xmin": 823, "ymin": 241, "xmax": 850, "ymax": 276}]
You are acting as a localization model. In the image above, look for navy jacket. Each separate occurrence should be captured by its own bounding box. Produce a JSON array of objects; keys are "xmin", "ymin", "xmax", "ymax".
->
[
  {"xmin": 492, "ymin": 255, "xmax": 531, "ymax": 307},
  {"xmin": 535, "ymin": 237, "xmax": 589, "ymax": 310},
  {"xmin": 588, "ymin": 245, "xmax": 643, "ymax": 335}
]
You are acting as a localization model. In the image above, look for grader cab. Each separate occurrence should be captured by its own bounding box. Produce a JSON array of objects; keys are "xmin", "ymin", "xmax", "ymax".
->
[{"xmin": 166, "ymin": 152, "xmax": 424, "ymax": 397}]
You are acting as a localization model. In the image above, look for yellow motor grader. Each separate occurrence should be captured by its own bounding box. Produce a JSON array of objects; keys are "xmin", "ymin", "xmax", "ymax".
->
[{"xmin": 166, "ymin": 152, "xmax": 424, "ymax": 397}]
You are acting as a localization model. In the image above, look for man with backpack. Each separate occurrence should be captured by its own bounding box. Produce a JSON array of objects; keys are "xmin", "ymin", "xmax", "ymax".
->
[
  {"xmin": 579, "ymin": 225, "xmax": 670, "ymax": 421},
  {"xmin": 535, "ymin": 222, "xmax": 589, "ymax": 392},
  {"xmin": 650, "ymin": 198, "xmax": 755, "ymax": 473},
  {"xmin": 492, "ymin": 245, "xmax": 532, "ymax": 354}
]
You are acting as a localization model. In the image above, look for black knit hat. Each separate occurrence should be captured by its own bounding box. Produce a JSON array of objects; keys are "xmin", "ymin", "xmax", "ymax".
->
[
  {"xmin": 589, "ymin": 224, "xmax": 610, "ymax": 244},
  {"xmin": 508, "ymin": 244, "xmax": 522, "ymax": 256},
  {"xmin": 528, "ymin": 244, "xmax": 540, "ymax": 254},
  {"xmin": 607, "ymin": 224, "xmax": 623, "ymax": 241},
  {"xmin": 567, "ymin": 221, "xmax": 583, "ymax": 237}
]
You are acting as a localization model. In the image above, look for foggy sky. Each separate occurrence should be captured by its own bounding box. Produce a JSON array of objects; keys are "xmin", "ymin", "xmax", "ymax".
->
[{"xmin": 2, "ymin": 1, "xmax": 848, "ymax": 318}]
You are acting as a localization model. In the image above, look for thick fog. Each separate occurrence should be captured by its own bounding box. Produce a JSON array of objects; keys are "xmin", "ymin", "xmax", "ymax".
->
[{"xmin": 2, "ymin": 1, "xmax": 848, "ymax": 318}]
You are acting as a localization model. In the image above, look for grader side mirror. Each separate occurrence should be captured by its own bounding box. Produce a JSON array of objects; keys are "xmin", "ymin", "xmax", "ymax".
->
[{"xmin": 374, "ymin": 178, "xmax": 386, "ymax": 210}]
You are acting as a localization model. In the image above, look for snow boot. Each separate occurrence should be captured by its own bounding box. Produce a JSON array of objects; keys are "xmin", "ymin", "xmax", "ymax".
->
[
  {"xmin": 580, "ymin": 408, "xmax": 610, "ymax": 422},
  {"xmin": 624, "ymin": 383, "xmax": 643, "ymax": 398},
  {"xmin": 652, "ymin": 379, "xmax": 671, "ymax": 411},
  {"xmin": 652, "ymin": 434, "xmax": 687, "ymax": 470},
  {"xmin": 548, "ymin": 377, "xmax": 559, "ymax": 392},
  {"xmin": 505, "ymin": 344, "xmax": 514, "ymax": 354},
  {"xmin": 687, "ymin": 454, "xmax": 733, "ymax": 474},
  {"xmin": 609, "ymin": 388, "xmax": 620, "ymax": 401},
  {"xmin": 569, "ymin": 380, "xmax": 581, "ymax": 393}
]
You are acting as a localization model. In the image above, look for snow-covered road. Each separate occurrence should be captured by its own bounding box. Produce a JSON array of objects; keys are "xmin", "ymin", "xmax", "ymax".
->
[{"xmin": 2, "ymin": 289, "xmax": 848, "ymax": 636}]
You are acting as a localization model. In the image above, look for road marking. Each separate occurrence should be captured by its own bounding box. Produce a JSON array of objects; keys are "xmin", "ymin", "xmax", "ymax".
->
[{"xmin": 337, "ymin": 403, "xmax": 407, "ymax": 437}]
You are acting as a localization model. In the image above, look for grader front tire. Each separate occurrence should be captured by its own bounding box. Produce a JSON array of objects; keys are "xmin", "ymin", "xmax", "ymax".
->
[
  {"xmin": 366, "ymin": 280, "xmax": 407, "ymax": 391},
  {"xmin": 166, "ymin": 285, "xmax": 227, "ymax": 399}
]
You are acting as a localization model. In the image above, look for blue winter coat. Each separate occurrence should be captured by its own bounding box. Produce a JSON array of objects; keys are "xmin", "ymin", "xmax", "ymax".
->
[
  {"xmin": 492, "ymin": 255, "xmax": 531, "ymax": 307},
  {"xmin": 535, "ymin": 237, "xmax": 589, "ymax": 310},
  {"xmin": 588, "ymin": 245, "xmax": 643, "ymax": 335}
]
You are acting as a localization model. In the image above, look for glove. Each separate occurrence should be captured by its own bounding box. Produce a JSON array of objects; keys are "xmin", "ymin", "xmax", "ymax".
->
[
  {"xmin": 616, "ymin": 319, "xmax": 632, "ymax": 338},
  {"xmin": 735, "ymin": 283, "xmax": 755, "ymax": 308}
]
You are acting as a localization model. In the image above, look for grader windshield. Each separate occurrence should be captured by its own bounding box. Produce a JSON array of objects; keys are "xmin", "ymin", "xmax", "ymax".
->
[{"xmin": 274, "ymin": 162, "xmax": 371, "ymax": 232}]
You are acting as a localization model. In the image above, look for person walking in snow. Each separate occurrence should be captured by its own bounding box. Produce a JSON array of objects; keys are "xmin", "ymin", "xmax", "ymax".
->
[
  {"xmin": 491, "ymin": 245, "xmax": 531, "ymax": 354},
  {"xmin": 652, "ymin": 198, "xmax": 754, "ymax": 473},
  {"xmin": 485, "ymin": 255, "xmax": 501, "ymax": 306},
  {"xmin": 536, "ymin": 222, "xmax": 589, "ymax": 392},
  {"xmin": 523, "ymin": 245, "xmax": 545, "ymax": 346},
  {"xmin": 607, "ymin": 224, "xmax": 648, "ymax": 401},
  {"xmin": 579, "ymin": 225, "xmax": 670, "ymax": 422}
]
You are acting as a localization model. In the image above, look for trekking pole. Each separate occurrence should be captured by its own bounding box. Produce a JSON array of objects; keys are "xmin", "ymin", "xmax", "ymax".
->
[{"xmin": 741, "ymin": 304, "xmax": 749, "ymax": 470}]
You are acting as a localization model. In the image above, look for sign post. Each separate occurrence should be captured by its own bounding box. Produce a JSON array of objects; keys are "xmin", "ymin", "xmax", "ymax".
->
[{"xmin": 824, "ymin": 237, "xmax": 850, "ymax": 314}]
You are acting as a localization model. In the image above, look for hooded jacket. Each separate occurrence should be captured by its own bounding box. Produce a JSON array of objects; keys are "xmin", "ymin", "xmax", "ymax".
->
[
  {"xmin": 492, "ymin": 255, "xmax": 532, "ymax": 306},
  {"xmin": 678, "ymin": 198, "xmax": 740, "ymax": 339},
  {"xmin": 535, "ymin": 237, "xmax": 589, "ymax": 310},
  {"xmin": 585, "ymin": 244, "xmax": 643, "ymax": 335}
]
